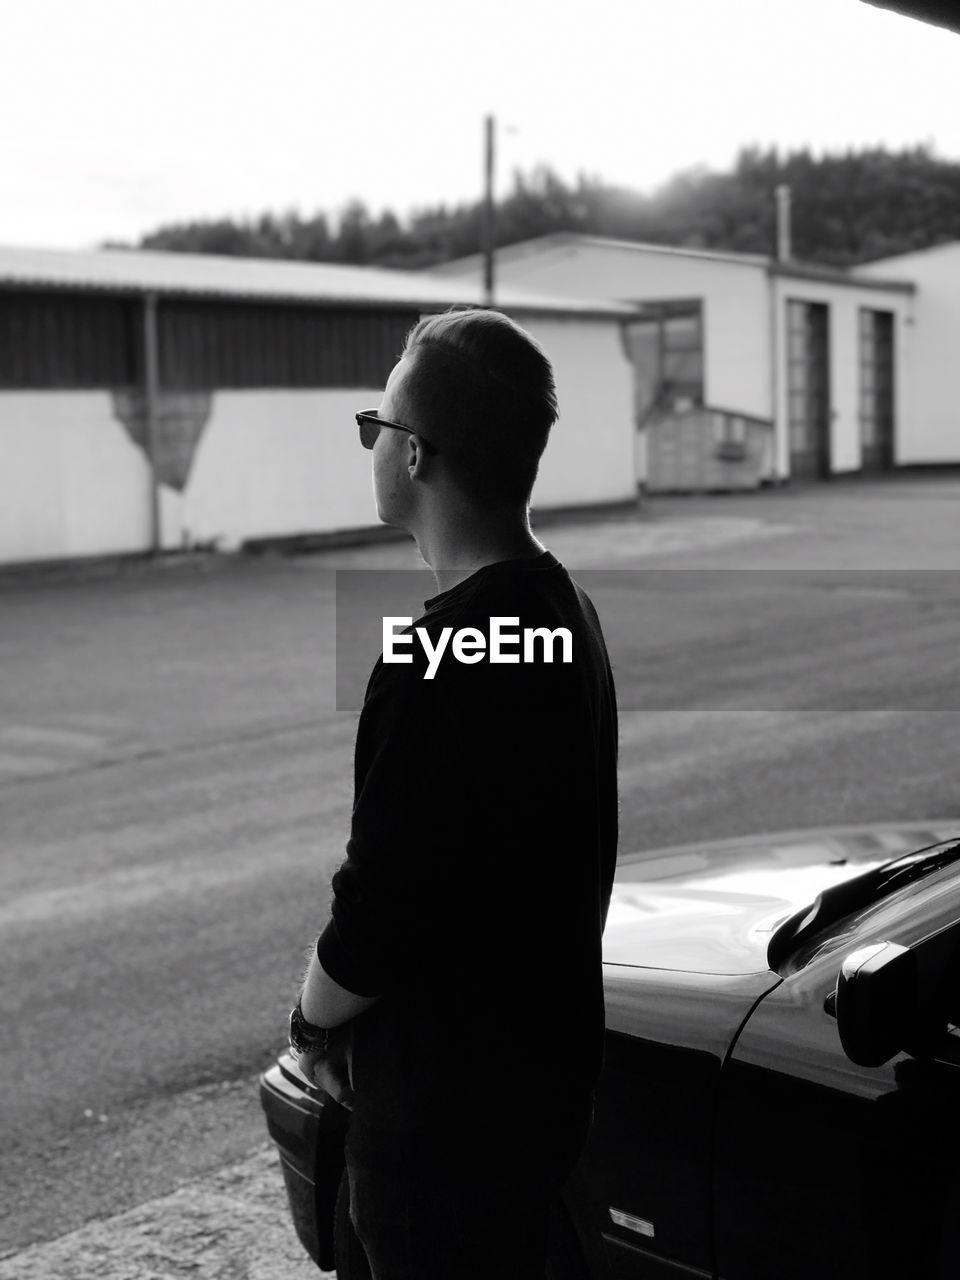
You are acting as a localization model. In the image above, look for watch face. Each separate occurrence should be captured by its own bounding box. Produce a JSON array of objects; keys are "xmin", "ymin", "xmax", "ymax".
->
[
  {"xmin": 290, "ymin": 1006, "xmax": 309, "ymax": 1053},
  {"xmin": 290, "ymin": 1004, "xmax": 329, "ymax": 1053}
]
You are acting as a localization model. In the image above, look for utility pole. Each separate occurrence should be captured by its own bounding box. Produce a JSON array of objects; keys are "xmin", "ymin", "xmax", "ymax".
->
[
  {"xmin": 481, "ymin": 114, "xmax": 495, "ymax": 307},
  {"xmin": 775, "ymin": 184, "xmax": 792, "ymax": 262},
  {"xmin": 142, "ymin": 292, "xmax": 162, "ymax": 555}
]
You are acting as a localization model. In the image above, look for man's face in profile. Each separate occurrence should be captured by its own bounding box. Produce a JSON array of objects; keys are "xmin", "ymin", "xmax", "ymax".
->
[{"xmin": 372, "ymin": 357, "xmax": 417, "ymax": 530}]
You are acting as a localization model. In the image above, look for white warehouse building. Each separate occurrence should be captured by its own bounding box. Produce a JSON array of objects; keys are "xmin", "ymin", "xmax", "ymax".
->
[
  {"xmin": 432, "ymin": 234, "xmax": 928, "ymax": 491},
  {"xmin": 853, "ymin": 240, "xmax": 960, "ymax": 468},
  {"xmin": 0, "ymin": 246, "xmax": 636, "ymax": 567}
]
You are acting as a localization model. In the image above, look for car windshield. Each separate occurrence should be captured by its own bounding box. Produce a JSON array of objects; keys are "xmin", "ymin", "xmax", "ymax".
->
[{"xmin": 767, "ymin": 838, "xmax": 960, "ymax": 975}]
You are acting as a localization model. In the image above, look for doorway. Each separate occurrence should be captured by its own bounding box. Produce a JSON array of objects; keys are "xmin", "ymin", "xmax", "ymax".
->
[
  {"xmin": 859, "ymin": 308, "xmax": 895, "ymax": 472},
  {"xmin": 786, "ymin": 300, "xmax": 831, "ymax": 480}
]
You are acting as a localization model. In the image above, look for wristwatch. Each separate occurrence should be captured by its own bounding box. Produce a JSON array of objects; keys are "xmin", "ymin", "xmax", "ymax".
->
[{"xmin": 289, "ymin": 999, "xmax": 333, "ymax": 1055}]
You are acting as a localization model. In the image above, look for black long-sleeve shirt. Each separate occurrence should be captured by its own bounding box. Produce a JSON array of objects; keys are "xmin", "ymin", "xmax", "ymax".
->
[{"xmin": 316, "ymin": 549, "xmax": 619, "ymax": 1172}]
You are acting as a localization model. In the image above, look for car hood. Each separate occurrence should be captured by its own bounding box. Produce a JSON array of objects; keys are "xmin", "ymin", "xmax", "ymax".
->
[{"xmin": 603, "ymin": 819, "xmax": 960, "ymax": 976}]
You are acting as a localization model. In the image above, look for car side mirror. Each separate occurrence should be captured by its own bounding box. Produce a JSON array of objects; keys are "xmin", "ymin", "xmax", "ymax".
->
[{"xmin": 835, "ymin": 940, "xmax": 916, "ymax": 1068}]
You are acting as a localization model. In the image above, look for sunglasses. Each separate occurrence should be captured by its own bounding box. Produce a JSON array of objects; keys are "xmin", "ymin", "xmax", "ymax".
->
[{"xmin": 355, "ymin": 409, "xmax": 437, "ymax": 453}]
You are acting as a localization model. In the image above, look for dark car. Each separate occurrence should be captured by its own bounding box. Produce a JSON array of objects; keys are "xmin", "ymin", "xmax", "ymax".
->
[{"xmin": 260, "ymin": 820, "xmax": 960, "ymax": 1279}]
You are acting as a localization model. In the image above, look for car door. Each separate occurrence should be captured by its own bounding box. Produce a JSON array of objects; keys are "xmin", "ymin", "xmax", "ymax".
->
[
  {"xmin": 574, "ymin": 965, "xmax": 779, "ymax": 1279},
  {"xmin": 712, "ymin": 871, "xmax": 960, "ymax": 1280}
]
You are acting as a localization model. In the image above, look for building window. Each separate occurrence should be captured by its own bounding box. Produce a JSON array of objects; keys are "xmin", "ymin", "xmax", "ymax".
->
[
  {"xmin": 660, "ymin": 309, "xmax": 704, "ymax": 406},
  {"xmin": 623, "ymin": 299, "xmax": 704, "ymax": 418}
]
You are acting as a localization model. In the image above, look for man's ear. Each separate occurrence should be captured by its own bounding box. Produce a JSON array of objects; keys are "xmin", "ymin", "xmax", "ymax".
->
[{"xmin": 407, "ymin": 435, "xmax": 430, "ymax": 479}]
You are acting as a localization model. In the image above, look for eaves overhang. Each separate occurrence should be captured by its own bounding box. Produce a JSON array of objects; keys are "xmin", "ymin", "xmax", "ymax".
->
[
  {"xmin": 768, "ymin": 259, "xmax": 915, "ymax": 294},
  {"xmin": 861, "ymin": 0, "xmax": 960, "ymax": 35}
]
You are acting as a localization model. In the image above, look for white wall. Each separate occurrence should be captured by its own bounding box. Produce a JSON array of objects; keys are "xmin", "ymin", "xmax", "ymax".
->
[
  {"xmin": 0, "ymin": 392, "xmax": 152, "ymax": 563},
  {"xmin": 516, "ymin": 313, "xmax": 635, "ymax": 504},
  {"xmin": 855, "ymin": 244, "xmax": 960, "ymax": 464},
  {"xmin": 166, "ymin": 388, "xmax": 383, "ymax": 550},
  {"xmin": 473, "ymin": 244, "xmax": 773, "ymax": 422},
  {"xmin": 173, "ymin": 315, "xmax": 634, "ymax": 547},
  {"xmin": 771, "ymin": 278, "xmax": 913, "ymax": 476},
  {"xmin": 0, "ymin": 312, "xmax": 635, "ymax": 565}
]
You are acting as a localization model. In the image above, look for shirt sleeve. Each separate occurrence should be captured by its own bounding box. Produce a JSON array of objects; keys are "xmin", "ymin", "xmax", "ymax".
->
[
  {"xmin": 315, "ymin": 648, "xmax": 573, "ymax": 996},
  {"xmin": 315, "ymin": 658, "xmax": 464, "ymax": 995}
]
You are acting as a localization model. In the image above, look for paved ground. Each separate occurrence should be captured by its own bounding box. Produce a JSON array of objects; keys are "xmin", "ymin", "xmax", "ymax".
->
[
  {"xmin": 636, "ymin": 476, "xmax": 960, "ymax": 569},
  {"xmin": 1, "ymin": 475, "xmax": 959, "ymax": 1276},
  {"xmin": 0, "ymin": 1151, "xmax": 328, "ymax": 1280}
]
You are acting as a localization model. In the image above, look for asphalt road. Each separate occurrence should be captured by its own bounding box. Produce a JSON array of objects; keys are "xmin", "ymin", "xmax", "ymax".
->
[{"xmin": 2, "ymin": 477, "xmax": 959, "ymax": 1259}]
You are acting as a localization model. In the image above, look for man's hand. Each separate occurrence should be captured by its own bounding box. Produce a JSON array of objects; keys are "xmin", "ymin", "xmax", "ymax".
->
[
  {"xmin": 295, "ymin": 1048, "xmax": 355, "ymax": 1110},
  {"xmin": 292, "ymin": 1023, "xmax": 356, "ymax": 1111},
  {"xmin": 291, "ymin": 936, "xmax": 378, "ymax": 1113}
]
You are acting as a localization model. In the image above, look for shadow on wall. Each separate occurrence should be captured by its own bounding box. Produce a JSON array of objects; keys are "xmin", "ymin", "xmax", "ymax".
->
[{"xmin": 112, "ymin": 389, "xmax": 213, "ymax": 492}]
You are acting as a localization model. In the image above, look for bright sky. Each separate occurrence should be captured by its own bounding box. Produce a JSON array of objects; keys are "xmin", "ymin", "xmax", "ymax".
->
[{"xmin": 1, "ymin": 0, "xmax": 957, "ymax": 249}]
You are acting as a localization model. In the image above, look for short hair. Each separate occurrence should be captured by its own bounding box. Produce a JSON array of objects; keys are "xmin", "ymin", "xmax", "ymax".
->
[{"xmin": 397, "ymin": 307, "xmax": 559, "ymax": 509}]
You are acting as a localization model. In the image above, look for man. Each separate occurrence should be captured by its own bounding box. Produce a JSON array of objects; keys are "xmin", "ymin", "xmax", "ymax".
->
[{"xmin": 289, "ymin": 307, "xmax": 619, "ymax": 1279}]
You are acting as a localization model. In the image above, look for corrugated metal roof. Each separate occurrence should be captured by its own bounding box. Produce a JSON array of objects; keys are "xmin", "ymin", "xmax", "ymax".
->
[
  {"xmin": 0, "ymin": 244, "xmax": 636, "ymax": 318},
  {"xmin": 430, "ymin": 231, "xmax": 916, "ymax": 294}
]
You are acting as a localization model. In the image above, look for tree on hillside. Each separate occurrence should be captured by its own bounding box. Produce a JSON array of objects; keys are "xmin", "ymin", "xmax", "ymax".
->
[{"xmin": 115, "ymin": 144, "xmax": 960, "ymax": 270}]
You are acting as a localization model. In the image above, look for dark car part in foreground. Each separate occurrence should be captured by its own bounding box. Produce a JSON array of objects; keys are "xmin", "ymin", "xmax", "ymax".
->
[
  {"xmin": 260, "ymin": 820, "xmax": 960, "ymax": 1279},
  {"xmin": 260, "ymin": 1054, "xmax": 347, "ymax": 1270}
]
